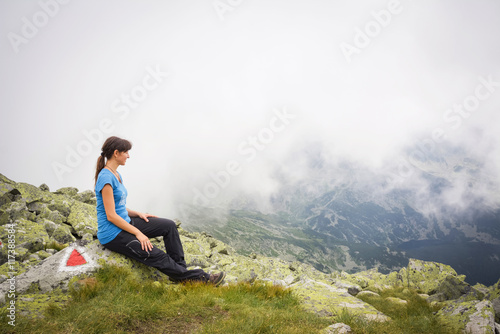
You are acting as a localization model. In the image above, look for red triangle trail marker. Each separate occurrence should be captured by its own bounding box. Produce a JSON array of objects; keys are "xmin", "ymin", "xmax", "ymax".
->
[
  {"xmin": 66, "ymin": 249, "xmax": 87, "ymax": 266},
  {"xmin": 58, "ymin": 245, "xmax": 96, "ymax": 272}
]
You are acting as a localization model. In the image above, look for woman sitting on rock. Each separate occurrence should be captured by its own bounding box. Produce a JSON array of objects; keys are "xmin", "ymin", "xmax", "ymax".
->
[{"xmin": 94, "ymin": 135, "xmax": 225, "ymax": 285}]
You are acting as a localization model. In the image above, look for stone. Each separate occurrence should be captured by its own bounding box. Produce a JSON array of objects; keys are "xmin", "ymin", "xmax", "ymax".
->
[
  {"xmin": 400, "ymin": 258, "xmax": 460, "ymax": 294},
  {"xmin": 334, "ymin": 281, "xmax": 362, "ymax": 296},
  {"xmin": 0, "ymin": 174, "xmax": 16, "ymax": 206},
  {"xmin": 26, "ymin": 201, "xmax": 47, "ymax": 215},
  {"xmin": 51, "ymin": 223, "xmax": 77, "ymax": 244},
  {"xmin": 386, "ymin": 297, "xmax": 407, "ymax": 305},
  {"xmin": 438, "ymin": 299, "xmax": 496, "ymax": 334},
  {"xmin": 80, "ymin": 232, "xmax": 94, "ymax": 246},
  {"xmin": 39, "ymin": 184, "xmax": 50, "ymax": 192},
  {"xmin": 38, "ymin": 207, "xmax": 65, "ymax": 225},
  {"xmin": 356, "ymin": 290, "xmax": 380, "ymax": 298},
  {"xmin": 0, "ymin": 218, "xmax": 50, "ymax": 264},
  {"xmin": 487, "ymin": 278, "xmax": 500, "ymax": 323},
  {"xmin": 322, "ymin": 323, "xmax": 352, "ymax": 334},
  {"xmin": 54, "ymin": 187, "xmax": 79, "ymax": 197},
  {"xmin": 73, "ymin": 190, "xmax": 96, "ymax": 205},
  {"xmin": 67, "ymin": 201, "xmax": 98, "ymax": 237},
  {"xmin": 428, "ymin": 275, "xmax": 483, "ymax": 303},
  {"xmin": 290, "ymin": 278, "xmax": 389, "ymax": 321},
  {"xmin": 0, "ymin": 201, "xmax": 34, "ymax": 225},
  {"xmin": 418, "ymin": 293, "xmax": 430, "ymax": 300},
  {"xmin": 11, "ymin": 182, "xmax": 48, "ymax": 204},
  {"xmin": 47, "ymin": 198, "xmax": 73, "ymax": 219},
  {"xmin": 491, "ymin": 297, "xmax": 500, "ymax": 323}
]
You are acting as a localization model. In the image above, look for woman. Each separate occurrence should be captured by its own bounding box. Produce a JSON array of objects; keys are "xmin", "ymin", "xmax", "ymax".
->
[{"xmin": 94, "ymin": 136, "xmax": 225, "ymax": 285}]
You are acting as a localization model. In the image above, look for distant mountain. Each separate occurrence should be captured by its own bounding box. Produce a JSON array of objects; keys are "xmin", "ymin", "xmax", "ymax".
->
[{"xmin": 180, "ymin": 142, "xmax": 500, "ymax": 285}]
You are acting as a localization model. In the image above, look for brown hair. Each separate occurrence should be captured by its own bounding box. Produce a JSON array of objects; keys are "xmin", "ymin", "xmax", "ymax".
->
[{"xmin": 94, "ymin": 136, "xmax": 132, "ymax": 185}]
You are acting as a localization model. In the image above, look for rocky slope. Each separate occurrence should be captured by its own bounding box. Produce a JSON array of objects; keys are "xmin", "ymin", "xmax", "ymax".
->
[{"xmin": 1, "ymin": 173, "xmax": 500, "ymax": 333}]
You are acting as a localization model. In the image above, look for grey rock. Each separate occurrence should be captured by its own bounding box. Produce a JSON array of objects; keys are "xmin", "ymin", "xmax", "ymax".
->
[
  {"xmin": 27, "ymin": 201, "xmax": 47, "ymax": 215},
  {"xmin": 54, "ymin": 187, "xmax": 79, "ymax": 197},
  {"xmin": 323, "ymin": 323, "xmax": 352, "ymax": 334},
  {"xmin": 0, "ymin": 201, "xmax": 34, "ymax": 225},
  {"xmin": 431, "ymin": 275, "xmax": 483, "ymax": 302},
  {"xmin": 51, "ymin": 224, "xmax": 77, "ymax": 244},
  {"xmin": 39, "ymin": 184, "xmax": 50, "ymax": 192},
  {"xmin": 80, "ymin": 233, "xmax": 94, "ymax": 246},
  {"xmin": 73, "ymin": 190, "xmax": 96, "ymax": 205},
  {"xmin": 356, "ymin": 290, "xmax": 380, "ymax": 298},
  {"xmin": 492, "ymin": 297, "xmax": 500, "ymax": 323},
  {"xmin": 67, "ymin": 201, "xmax": 98, "ymax": 237},
  {"xmin": 334, "ymin": 281, "xmax": 362, "ymax": 296},
  {"xmin": 438, "ymin": 299, "xmax": 495, "ymax": 334}
]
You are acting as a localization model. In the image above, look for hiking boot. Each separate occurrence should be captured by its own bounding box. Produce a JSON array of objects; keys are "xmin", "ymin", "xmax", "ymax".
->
[{"xmin": 208, "ymin": 272, "xmax": 226, "ymax": 286}]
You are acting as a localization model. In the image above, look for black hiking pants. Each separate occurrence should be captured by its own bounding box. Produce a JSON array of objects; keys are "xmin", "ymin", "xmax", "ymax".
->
[{"xmin": 102, "ymin": 217, "xmax": 210, "ymax": 282}]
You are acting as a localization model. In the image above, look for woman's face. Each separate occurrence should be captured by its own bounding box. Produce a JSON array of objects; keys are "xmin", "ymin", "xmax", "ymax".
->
[{"xmin": 115, "ymin": 150, "xmax": 130, "ymax": 166}]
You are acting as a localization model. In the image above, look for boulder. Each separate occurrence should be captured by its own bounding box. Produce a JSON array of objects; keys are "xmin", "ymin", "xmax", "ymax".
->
[
  {"xmin": 0, "ymin": 201, "xmax": 35, "ymax": 225},
  {"xmin": 356, "ymin": 290, "xmax": 380, "ymax": 298},
  {"xmin": 492, "ymin": 298, "xmax": 500, "ymax": 323},
  {"xmin": 290, "ymin": 278, "xmax": 390, "ymax": 321},
  {"xmin": 47, "ymin": 197, "xmax": 73, "ymax": 219},
  {"xmin": 38, "ymin": 206, "xmax": 65, "ymax": 225},
  {"xmin": 437, "ymin": 299, "xmax": 496, "ymax": 334},
  {"xmin": 11, "ymin": 182, "xmax": 48, "ymax": 204},
  {"xmin": 54, "ymin": 187, "xmax": 79, "ymax": 197},
  {"xmin": 399, "ymin": 258, "xmax": 460, "ymax": 294},
  {"xmin": 67, "ymin": 201, "xmax": 98, "ymax": 237},
  {"xmin": 39, "ymin": 183, "xmax": 50, "ymax": 192},
  {"xmin": 0, "ymin": 218, "xmax": 50, "ymax": 264},
  {"xmin": 486, "ymin": 278, "xmax": 500, "ymax": 322},
  {"xmin": 386, "ymin": 296, "xmax": 407, "ymax": 305},
  {"xmin": 321, "ymin": 323, "xmax": 352, "ymax": 334},
  {"xmin": 427, "ymin": 275, "xmax": 484, "ymax": 303},
  {"xmin": 333, "ymin": 280, "xmax": 362, "ymax": 296},
  {"xmin": 73, "ymin": 190, "xmax": 96, "ymax": 205}
]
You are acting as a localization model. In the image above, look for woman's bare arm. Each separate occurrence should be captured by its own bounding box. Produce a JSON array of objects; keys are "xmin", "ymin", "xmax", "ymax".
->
[{"xmin": 101, "ymin": 184, "xmax": 152, "ymax": 251}]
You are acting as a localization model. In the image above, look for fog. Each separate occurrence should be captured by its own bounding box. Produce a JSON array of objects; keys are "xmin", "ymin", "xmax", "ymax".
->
[{"xmin": 1, "ymin": 0, "xmax": 499, "ymax": 219}]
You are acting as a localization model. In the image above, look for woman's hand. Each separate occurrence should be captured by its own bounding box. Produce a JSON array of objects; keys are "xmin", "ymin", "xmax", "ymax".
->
[
  {"xmin": 137, "ymin": 212, "xmax": 158, "ymax": 222},
  {"xmin": 127, "ymin": 208, "xmax": 158, "ymax": 222},
  {"xmin": 135, "ymin": 232, "xmax": 153, "ymax": 252}
]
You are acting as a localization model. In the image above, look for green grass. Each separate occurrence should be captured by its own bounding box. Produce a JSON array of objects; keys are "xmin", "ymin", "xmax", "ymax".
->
[
  {"xmin": 332, "ymin": 287, "xmax": 462, "ymax": 334},
  {"xmin": 0, "ymin": 264, "xmax": 330, "ymax": 334},
  {"xmin": 44, "ymin": 240, "xmax": 68, "ymax": 252}
]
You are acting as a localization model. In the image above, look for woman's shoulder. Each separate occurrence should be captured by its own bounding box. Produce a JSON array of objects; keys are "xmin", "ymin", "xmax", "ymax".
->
[
  {"xmin": 97, "ymin": 168, "xmax": 113, "ymax": 178},
  {"xmin": 96, "ymin": 169, "xmax": 115, "ymax": 188}
]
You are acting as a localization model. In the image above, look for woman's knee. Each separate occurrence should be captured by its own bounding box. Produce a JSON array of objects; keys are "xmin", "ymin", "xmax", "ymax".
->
[{"xmin": 148, "ymin": 217, "xmax": 177, "ymax": 232}]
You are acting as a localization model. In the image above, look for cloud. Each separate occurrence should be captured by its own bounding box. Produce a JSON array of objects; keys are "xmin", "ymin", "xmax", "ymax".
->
[{"xmin": 1, "ymin": 0, "xmax": 499, "ymax": 219}]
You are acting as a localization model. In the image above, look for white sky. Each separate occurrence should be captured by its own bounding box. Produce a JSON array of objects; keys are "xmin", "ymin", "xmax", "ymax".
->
[{"xmin": 1, "ymin": 0, "xmax": 499, "ymax": 217}]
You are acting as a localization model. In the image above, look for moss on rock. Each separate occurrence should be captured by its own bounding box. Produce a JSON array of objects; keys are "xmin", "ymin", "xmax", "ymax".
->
[
  {"xmin": 437, "ymin": 299, "xmax": 495, "ymax": 333},
  {"xmin": 400, "ymin": 258, "xmax": 459, "ymax": 294},
  {"xmin": 291, "ymin": 278, "xmax": 390, "ymax": 321},
  {"xmin": 67, "ymin": 201, "xmax": 97, "ymax": 237}
]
